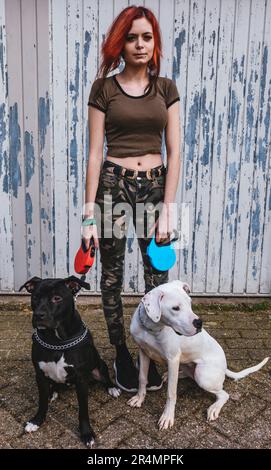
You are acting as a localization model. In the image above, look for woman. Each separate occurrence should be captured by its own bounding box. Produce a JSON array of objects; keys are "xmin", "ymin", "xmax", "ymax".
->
[{"xmin": 83, "ymin": 6, "xmax": 181, "ymax": 392}]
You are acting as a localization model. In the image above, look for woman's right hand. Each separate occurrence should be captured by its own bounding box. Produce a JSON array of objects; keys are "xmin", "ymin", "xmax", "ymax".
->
[{"xmin": 82, "ymin": 223, "xmax": 99, "ymax": 250}]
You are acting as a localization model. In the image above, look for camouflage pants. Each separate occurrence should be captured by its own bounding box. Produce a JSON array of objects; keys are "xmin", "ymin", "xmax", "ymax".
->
[{"xmin": 95, "ymin": 160, "xmax": 169, "ymax": 345}]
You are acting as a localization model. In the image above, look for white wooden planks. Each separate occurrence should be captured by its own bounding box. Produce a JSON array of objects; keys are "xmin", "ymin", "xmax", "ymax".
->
[
  {"xmin": 219, "ymin": 0, "xmax": 250, "ymax": 293},
  {"xmin": 193, "ymin": 0, "xmax": 220, "ymax": 292},
  {"xmin": 1, "ymin": 0, "xmax": 271, "ymax": 296},
  {"xmin": 83, "ymin": 0, "xmax": 99, "ymax": 292},
  {"xmin": 5, "ymin": 0, "xmax": 27, "ymax": 290},
  {"xmin": 51, "ymin": 0, "xmax": 68, "ymax": 277},
  {"xmin": 0, "ymin": 0, "xmax": 13, "ymax": 291},
  {"xmin": 37, "ymin": 0, "xmax": 53, "ymax": 279},
  {"xmin": 206, "ymin": 0, "xmax": 235, "ymax": 293}
]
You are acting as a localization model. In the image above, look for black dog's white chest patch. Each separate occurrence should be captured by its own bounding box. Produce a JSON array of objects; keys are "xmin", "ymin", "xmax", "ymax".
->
[{"xmin": 38, "ymin": 354, "xmax": 74, "ymax": 383}]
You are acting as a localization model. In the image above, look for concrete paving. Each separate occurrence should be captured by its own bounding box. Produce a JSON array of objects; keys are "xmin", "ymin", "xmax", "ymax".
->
[{"xmin": 0, "ymin": 296, "xmax": 270, "ymax": 449}]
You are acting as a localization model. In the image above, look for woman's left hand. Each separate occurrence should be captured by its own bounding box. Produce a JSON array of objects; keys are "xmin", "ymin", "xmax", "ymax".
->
[{"xmin": 148, "ymin": 207, "xmax": 172, "ymax": 244}]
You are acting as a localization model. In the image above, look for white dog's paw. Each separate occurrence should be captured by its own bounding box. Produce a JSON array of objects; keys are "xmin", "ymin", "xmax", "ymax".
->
[
  {"xmin": 25, "ymin": 421, "xmax": 39, "ymax": 433},
  {"xmin": 158, "ymin": 410, "xmax": 175, "ymax": 430},
  {"xmin": 128, "ymin": 394, "xmax": 145, "ymax": 408},
  {"xmin": 207, "ymin": 403, "xmax": 221, "ymax": 422},
  {"xmin": 108, "ymin": 387, "xmax": 121, "ymax": 398}
]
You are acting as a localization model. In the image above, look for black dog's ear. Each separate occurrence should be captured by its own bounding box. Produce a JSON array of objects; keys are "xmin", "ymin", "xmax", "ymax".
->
[
  {"xmin": 19, "ymin": 277, "xmax": 42, "ymax": 293},
  {"xmin": 64, "ymin": 275, "xmax": 90, "ymax": 295}
]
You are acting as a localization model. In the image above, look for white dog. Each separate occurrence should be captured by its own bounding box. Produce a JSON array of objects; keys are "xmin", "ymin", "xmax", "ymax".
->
[{"xmin": 128, "ymin": 280, "xmax": 269, "ymax": 430}]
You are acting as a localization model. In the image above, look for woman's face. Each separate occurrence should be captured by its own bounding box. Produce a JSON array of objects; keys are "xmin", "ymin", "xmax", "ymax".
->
[{"xmin": 122, "ymin": 17, "xmax": 154, "ymax": 68}]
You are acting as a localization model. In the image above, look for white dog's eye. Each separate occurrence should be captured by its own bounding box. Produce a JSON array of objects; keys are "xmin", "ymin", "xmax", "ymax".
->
[{"xmin": 172, "ymin": 306, "xmax": 180, "ymax": 311}]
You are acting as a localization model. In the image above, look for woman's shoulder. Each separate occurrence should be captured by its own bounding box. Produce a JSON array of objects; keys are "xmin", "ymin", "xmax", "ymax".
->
[
  {"xmin": 92, "ymin": 77, "xmax": 112, "ymax": 89},
  {"xmin": 157, "ymin": 76, "xmax": 176, "ymax": 87}
]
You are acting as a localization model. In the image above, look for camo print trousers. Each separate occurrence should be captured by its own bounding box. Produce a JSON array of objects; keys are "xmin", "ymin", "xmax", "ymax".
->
[{"xmin": 95, "ymin": 161, "xmax": 169, "ymax": 345}]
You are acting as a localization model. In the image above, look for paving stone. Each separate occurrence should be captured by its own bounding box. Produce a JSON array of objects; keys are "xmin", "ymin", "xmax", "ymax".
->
[
  {"xmin": 95, "ymin": 417, "xmax": 136, "ymax": 448},
  {"xmin": 239, "ymin": 329, "xmax": 270, "ymax": 338},
  {"xmin": 193, "ymin": 429, "xmax": 242, "ymax": 449},
  {"xmin": 237, "ymin": 418, "xmax": 271, "ymax": 448},
  {"xmin": 226, "ymin": 339, "xmax": 265, "ymax": 349}
]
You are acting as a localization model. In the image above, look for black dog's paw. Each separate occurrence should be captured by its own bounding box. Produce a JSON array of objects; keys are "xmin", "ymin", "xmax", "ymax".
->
[
  {"xmin": 81, "ymin": 432, "xmax": 95, "ymax": 448},
  {"xmin": 24, "ymin": 413, "xmax": 46, "ymax": 432},
  {"xmin": 107, "ymin": 386, "xmax": 121, "ymax": 398},
  {"xmin": 24, "ymin": 420, "xmax": 40, "ymax": 433}
]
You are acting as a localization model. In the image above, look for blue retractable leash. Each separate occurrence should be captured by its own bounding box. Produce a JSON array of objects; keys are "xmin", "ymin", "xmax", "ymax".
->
[{"xmin": 147, "ymin": 229, "xmax": 179, "ymax": 271}]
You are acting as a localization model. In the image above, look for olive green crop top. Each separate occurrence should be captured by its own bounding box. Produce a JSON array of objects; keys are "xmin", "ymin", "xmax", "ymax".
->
[{"xmin": 88, "ymin": 74, "xmax": 180, "ymax": 157}]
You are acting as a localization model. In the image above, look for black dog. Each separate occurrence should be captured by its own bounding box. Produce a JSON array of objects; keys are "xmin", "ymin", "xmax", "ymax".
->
[{"xmin": 19, "ymin": 275, "xmax": 120, "ymax": 447}]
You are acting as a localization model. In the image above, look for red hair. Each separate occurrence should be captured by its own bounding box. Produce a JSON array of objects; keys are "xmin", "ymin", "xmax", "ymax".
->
[{"xmin": 96, "ymin": 5, "xmax": 163, "ymax": 93}]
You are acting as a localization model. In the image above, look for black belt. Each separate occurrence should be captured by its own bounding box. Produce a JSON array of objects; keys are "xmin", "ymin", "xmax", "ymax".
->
[{"xmin": 103, "ymin": 161, "xmax": 167, "ymax": 180}]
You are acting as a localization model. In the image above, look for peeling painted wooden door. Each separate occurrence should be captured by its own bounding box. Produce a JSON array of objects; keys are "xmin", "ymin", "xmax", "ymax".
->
[{"xmin": 1, "ymin": 0, "xmax": 271, "ymax": 295}]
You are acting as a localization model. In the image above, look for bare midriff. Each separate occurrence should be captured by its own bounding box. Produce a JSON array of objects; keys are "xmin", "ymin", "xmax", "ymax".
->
[{"xmin": 106, "ymin": 153, "xmax": 163, "ymax": 170}]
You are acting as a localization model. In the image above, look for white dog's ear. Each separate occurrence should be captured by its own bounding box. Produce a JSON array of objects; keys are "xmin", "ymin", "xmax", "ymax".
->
[
  {"xmin": 142, "ymin": 289, "xmax": 164, "ymax": 323},
  {"xmin": 182, "ymin": 282, "xmax": 191, "ymax": 295}
]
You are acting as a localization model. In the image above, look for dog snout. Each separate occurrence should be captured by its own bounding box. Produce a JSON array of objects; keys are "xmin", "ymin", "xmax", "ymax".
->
[
  {"xmin": 193, "ymin": 318, "xmax": 203, "ymax": 332},
  {"xmin": 33, "ymin": 311, "xmax": 48, "ymax": 326},
  {"xmin": 33, "ymin": 311, "xmax": 46, "ymax": 320}
]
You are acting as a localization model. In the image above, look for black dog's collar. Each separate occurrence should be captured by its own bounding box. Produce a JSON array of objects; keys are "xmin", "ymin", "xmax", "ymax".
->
[{"xmin": 33, "ymin": 322, "xmax": 90, "ymax": 351}]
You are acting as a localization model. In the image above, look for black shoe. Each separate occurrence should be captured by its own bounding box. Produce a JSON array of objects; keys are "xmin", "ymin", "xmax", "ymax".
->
[
  {"xmin": 113, "ymin": 352, "xmax": 139, "ymax": 393},
  {"xmin": 136, "ymin": 357, "xmax": 164, "ymax": 391}
]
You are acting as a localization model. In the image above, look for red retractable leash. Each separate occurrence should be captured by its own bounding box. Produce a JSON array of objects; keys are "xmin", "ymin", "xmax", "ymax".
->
[{"xmin": 74, "ymin": 238, "xmax": 96, "ymax": 276}]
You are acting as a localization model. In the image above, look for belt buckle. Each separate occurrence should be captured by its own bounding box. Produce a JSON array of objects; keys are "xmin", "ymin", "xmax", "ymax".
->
[{"xmin": 146, "ymin": 169, "xmax": 152, "ymax": 180}]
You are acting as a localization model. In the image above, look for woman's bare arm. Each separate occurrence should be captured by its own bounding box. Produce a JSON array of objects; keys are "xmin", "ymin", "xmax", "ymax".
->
[{"xmin": 84, "ymin": 106, "xmax": 106, "ymax": 217}]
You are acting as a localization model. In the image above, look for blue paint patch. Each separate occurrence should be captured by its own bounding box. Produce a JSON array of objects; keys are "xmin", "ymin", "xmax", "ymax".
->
[
  {"xmin": 259, "ymin": 46, "xmax": 268, "ymax": 124},
  {"xmin": 42, "ymin": 252, "xmax": 47, "ymax": 265},
  {"xmin": 38, "ymin": 93, "xmax": 50, "ymax": 192},
  {"xmin": 244, "ymin": 71, "xmax": 254, "ymax": 162},
  {"xmin": 225, "ymin": 186, "xmax": 237, "ymax": 240},
  {"xmin": 200, "ymin": 87, "xmax": 212, "ymax": 166},
  {"xmin": 216, "ymin": 114, "xmax": 222, "ymax": 165},
  {"xmin": 229, "ymin": 90, "xmax": 240, "ymax": 151},
  {"xmin": 129, "ymin": 277, "xmax": 136, "ymax": 291},
  {"xmin": 0, "ymin": 26, "xmax": 4, "ymax": 84},
  {"xmin": 185, "ymin": 93, "xmax": 200, "ymax": 190},
  {"xmin": 0, "ymin": 103, "xmax": 7, "ymax": 186},
  {"xmin": 25, "ymin": 131, "xmax": 35, "ymax": 187},
  {"xmin": 25, "ymin": 192, "xmax": 33, "ymax": 224},
  {"xmin": 28, "ymin": 239, "xmax": 32, "ymax": 259},
  {"xmin": 9, "ymin": 103, "xmax": 22, "ymax": 198},
  {"xmin": 239, "ymin": 55, "xmax": 245, "ymax": 83},
  {"xmin": 232, "ymin": 59, "xmax": 238, "ymax": 83},
  {"xmin": 196, "ymin": 207, "xmax": 202, "ymax": 228},
  {"xmin": 255, "ymin": 46, "xmax": 270, "ymax": 173},
  {"xmin": 40, "ymin": 157, "xmax": 45, "ymax": 193},
  {"xmin": 83, "ymin": 31, "xmax": 91, "ymax": 86},
  {"xmin": 228, "ymin": 162, "xmax": 238, "ymax": 183},
  {"xmin": 38, "ymin": 94, "xmax": 50, "ymax": 152},
  {"xmin": 40, "ymin": 208, "xmax": 49, "ymax": 220},
  {"xmin": 251, "ymin": 186, "xmax": 260, "ymax": 255},
  {"xmin": 69, "ymin": 41, "xmax": 80, "ymax": 208},
  {"xmin": 173, "ymin": 30, "xmax": 186, "ymax": 78},
  {"xmin": 183, "ymin": 248, "xmax": 188, "ymax": 275},
  {"xmin": 232, "ymin": 55, "xmax": 245, "ymax": 84}
]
